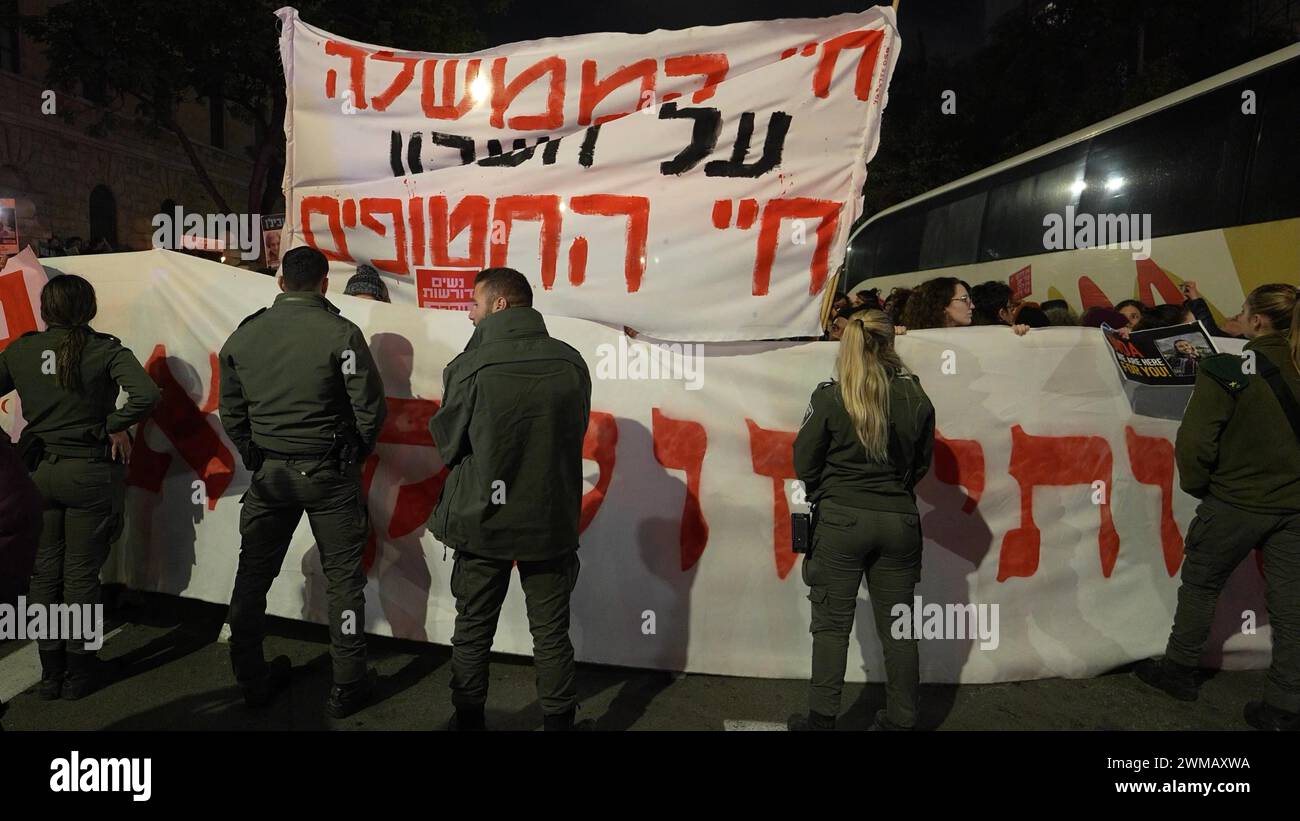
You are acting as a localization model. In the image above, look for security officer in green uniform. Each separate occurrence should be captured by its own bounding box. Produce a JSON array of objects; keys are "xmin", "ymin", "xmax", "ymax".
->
[
  {"xmin": 0, "ymin": 273, "xmax": 160, "ymax": 700},
  {"xmin": 1136, "ymin": 283, "xmax": 1300, "ymax": 730},
  {"xmin": 430, "ymin": 267, "xmax": 591, "ymax": 731},
  {"xmin": 791, "ymin": 307, "xmax": 935, "ymax": 731},
  {"xmin": 218, "ymin": 246, "xmax": 387, "ymax": 716}
]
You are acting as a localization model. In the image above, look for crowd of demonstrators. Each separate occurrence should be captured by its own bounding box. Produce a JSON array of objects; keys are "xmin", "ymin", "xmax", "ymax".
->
[
  {"xmin": 898, "ymin": 277, "xmax": 1034, "ymax": 336},
  {"xmin": 1040, "ymin": 299, "xmax": 1080, "ymax": 326}
]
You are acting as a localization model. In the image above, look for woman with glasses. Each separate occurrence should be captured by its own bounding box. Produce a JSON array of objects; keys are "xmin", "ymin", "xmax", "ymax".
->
[{"xmin": 899, "ymin": 277, "xmax": 974, "ymax": 330}]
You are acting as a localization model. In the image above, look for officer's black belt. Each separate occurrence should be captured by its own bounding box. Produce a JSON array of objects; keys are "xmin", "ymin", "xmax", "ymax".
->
[{"xmin": 261, "ymin": 449, "xmax": 333, "ymax": 461}]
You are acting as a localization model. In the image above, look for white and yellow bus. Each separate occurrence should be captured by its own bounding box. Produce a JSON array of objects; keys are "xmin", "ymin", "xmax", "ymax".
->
[{"xmin": 845, "ymin": 42, "xmax": 1300, "ymax": 324}]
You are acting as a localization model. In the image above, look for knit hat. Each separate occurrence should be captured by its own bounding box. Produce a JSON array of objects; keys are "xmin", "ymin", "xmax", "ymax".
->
[{"xmin": 344, "ymin": 263, "xmax": 390, "ymax": 302}]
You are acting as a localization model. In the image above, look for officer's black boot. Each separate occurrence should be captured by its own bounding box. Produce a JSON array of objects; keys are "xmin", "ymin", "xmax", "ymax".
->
[
  {"xmin": 1244, "ymin": 701, "xmax": 1300, "ymax": 731},
  {"xmin": 867, "ymin": 709, "xmax": 911, "ymax": 731},
  {"xmin": 62, "ymin": 652, "xmax": 120, "ymax": 701},
  {"xmin": 448, "ymin": 706, "xmax": 486, "ymax": 731},
  {"xmin": 327, "ymin": 669, "xmax": 377, "ymax": 719},
  {"xmin": 787, "ymin": 711, "xmax": 836, "ymax": 731},
  {"xmin": 241, "ymin": 655, "xmax": 292, "ymax": 708},
  {"xmin": 37, "ymin": 648, "xmax": 66, "ymax": 700},
  {"xmin": 1134, "ymin": 657, "xmax": 1199, "ymax": 701}
]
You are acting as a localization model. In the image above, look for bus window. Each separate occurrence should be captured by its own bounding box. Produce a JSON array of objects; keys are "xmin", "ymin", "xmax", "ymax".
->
[
  {"xmin": 978, "ymin": 141, "xmax": 1088, "ymax": 262},
  {"xmin": 1242, "ymin": 59, "xmax": 1300, "ymax": 226},
  {"xmin": 869, "ymin": 207, "xmax": 925, "ymax": 280},
  {"xmin": 919, "ymin": 188, "xmax": 987, "ymax": 271},
  {"xmin": 1081, "ymin": 82, "xmax": 1252, "ymax": 237}
]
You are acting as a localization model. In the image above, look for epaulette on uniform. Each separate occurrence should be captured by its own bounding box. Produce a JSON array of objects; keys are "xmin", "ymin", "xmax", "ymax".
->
[
  {"xmin": 90, "ymin": 330, "xmax": 121, "ymax": 345},
  {"xmin": 237, "ymin": 307, "xmax": 269, "ymax": 328},
  {"xmin": 1200, "ymin": 353, "xmax": 1250, "ymax": 394}
]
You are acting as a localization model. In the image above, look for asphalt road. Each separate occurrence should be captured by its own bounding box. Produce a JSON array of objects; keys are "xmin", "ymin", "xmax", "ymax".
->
[{"xmin": 0, "ymin": 589, "xmax": 1268, "ymax": 731}]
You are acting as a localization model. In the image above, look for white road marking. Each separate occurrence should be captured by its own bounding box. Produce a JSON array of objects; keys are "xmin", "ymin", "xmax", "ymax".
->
[{"xmin": 724, "ymin": 720, "xmax": 788, "ymax": 731}]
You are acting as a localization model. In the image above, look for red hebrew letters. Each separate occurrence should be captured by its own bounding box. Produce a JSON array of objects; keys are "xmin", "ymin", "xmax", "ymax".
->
[
  {"xmin": 429, "ymin": 195, "xmax": 489, "ymax": 269},
  {"xmin": 932, "ymin": 432, "xmax": 985, "ymax": 513},
  {"xmin": 752, "ymin": 198, "xmax": 842, "ymax": 296},
  {"xmin": 568, "ymin": 195, "xmax": 650, "ymax": 293},
  {"xmin": 654, "ymin": 408, "xmax": 709, "ymax": 571},
  {"xmin": 579, "ymin": 59, "xmax": 657, "ymax": 125},
  {"xmin": 300, "ymin": 196, "xmax": 352, "ymax": 262},
  {"xmin": 420, "ymin": 59, "xmax": 482, "ymax": 120},
  {"xmin": 745, "ymin": 418, "xmax": 799, "ymax": 579},
  {"xmin": 490, "ymin": 56, "xmax": 566, "ymax": 131},
  {"xmin": 127, "ymin": 347, "xmax": 235, "ymax": 511},
  {"xmin": 375, "ymin": 397, "xmax": 445, "ymax": 540},
  {"xmin": 359, "ymin": 198, "xmax": 408, "ymax": 275},
  {"xmin": 580, "ymin": 412, "xmax": 618, "ymax": 532},
  {"xmin": 489, "ymin": 195, "xmax": 562, "ymax": 289},
  {"xmin": 324, "ymin": 40, "xmax": 370, "ymax": 109},
  {"xmin": 662, "ymin": 54, "xmax": 729, "ymax": 103},
  {"xmin": 368, "ymin": 51, "xmax": 420, "ymax": 112},
  {"xmin": 998, "ymin": 425, "xmax": 1119, "ymax": 581},
  {"xmin": 1124, "ymin": 427, "xmax": 1184, "ymax": 576},
  {"xmin": 813, "ymin": 29, "xmax": 884, "ymax": 100},
  {"xmin": 0, "ymin": 270, "xmax": 38, "ymax": 351}
]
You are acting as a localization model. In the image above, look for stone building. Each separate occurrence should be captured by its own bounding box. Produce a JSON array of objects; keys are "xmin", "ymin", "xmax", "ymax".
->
[{"xmin": 0, "ymin": 0, "xmax": 270, "ymax": 259}]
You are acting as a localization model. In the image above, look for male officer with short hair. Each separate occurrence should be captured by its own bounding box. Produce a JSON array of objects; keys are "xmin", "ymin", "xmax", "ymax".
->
[
  {"xmin": 219, "ymin": 246, "xmax": 386, "ymax": 717},
  {"xmin": 431, "ymin": 267, "xmax": 591, "ymax": 730}
]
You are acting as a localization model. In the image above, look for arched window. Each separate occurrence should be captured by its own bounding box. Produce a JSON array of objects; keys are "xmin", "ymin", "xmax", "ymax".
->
[{"xmin": 89, "ymin": 184, "xmax": 117, "ymax": 248}]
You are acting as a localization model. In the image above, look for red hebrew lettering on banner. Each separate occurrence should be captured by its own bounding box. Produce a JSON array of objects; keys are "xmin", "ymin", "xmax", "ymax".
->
[
  {"xmin": 490, "ymin": 195, "xmax": 562, "ymax": 289},
  {"xmin": 416, "ymin": 269, "xmax": 475, "ymax": 311},
  {"xmin": 580, "ymin": 412, "xmax": 618, "ymax": 532},
  {"xmin": 999, "ymin": 424, "xmax": 1119, "ymax": 582},
  {"xmin": 653, "ymin": 408, "xmax": 709, "ymax": 571},
  {"xmin": 661, "ymin": 54, "xmax": 729, "ymax": 103},
  {"xmin": 421, "ymin": 59, "xmax": 482, "ymax": 120},
  {"xmin": 745, "ymin": 418, "xmax": 798, "ymax": 579},
  {"xmin": 1124, "ymin": 426, "xmax": 1184, "ymax": 576},
  {"xmin": 490, "ymin": 56, "xmax": 566, "ymax": 131},
  {"xmin": 0, "ymin": 269, "xmax": 38, "ymax": 351},
  {"xmin": 932, "ymin": 432, "xmax": 985, "ymax": 514},
  {"xmin": 812, "ymin": 29, "xmax": 884, "ymax": 100},
  {"xmin": 579, "ymin": 59, "xmax": 657, "ymax": 126},
  {"xmin": 569, "ymin": 195, "xmax": 650, "ymax": 292},
  {"xmin": 127, "ymin": 347, "xmax": 235, "ymax": 510}
]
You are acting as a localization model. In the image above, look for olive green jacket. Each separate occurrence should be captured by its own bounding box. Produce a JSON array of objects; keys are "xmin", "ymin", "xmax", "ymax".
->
[
  {"xmin": 1176, "ymin": 333, "xmax": 1300, "ymax": 513},
  {"xmin": 794, "ymin": 373, "xmax": 936, "ymax": 514},
  {"xmin": 218, "ymin": 292, "xmax": 387, "ymax": 459},
  {"xmin": 430, "ymin": 307, "xmax": 591, "ymax": 561},
  {"xmin": 0, "ymin": 326, "xmax": 160, "ymax": 457}
]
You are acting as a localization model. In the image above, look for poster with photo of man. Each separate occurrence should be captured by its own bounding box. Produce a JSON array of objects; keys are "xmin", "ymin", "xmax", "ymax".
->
[
  {"xmin": 261, "ymin": 214, "xmax": 284, "ymax": 269},
  {"xmin": 1102, "ymin": 321, "xmax": 1219, "ymax": 387},
  {"xmin": 0, "ymin": 199, "xmax": 18, "ymax": 256}
]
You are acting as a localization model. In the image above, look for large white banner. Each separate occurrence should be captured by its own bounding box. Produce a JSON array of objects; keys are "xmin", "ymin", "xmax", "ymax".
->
[
  {"xmin": 0, "ymin": 252, "xmax": 1270, "ymax": 683},
  {"xmin": 276, "ymin": 7, "xmax": 900, "ymax": 341}
]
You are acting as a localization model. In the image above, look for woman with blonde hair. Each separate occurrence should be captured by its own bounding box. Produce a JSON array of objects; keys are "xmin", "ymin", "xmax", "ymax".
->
[{"xmin": 791, "ymin": 308, "xmax": 936, "ymax": 730}]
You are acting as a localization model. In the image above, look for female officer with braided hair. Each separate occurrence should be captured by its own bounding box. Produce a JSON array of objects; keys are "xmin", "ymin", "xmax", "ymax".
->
[{"xmin": 0, "ymin": 274, "xmax": 159, "ymax": 700}]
